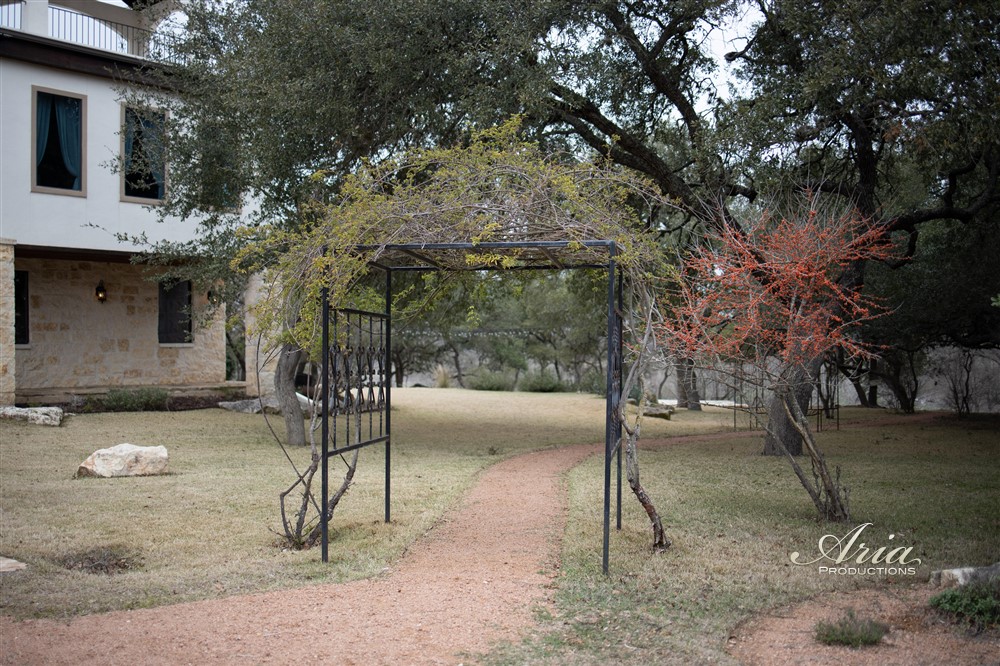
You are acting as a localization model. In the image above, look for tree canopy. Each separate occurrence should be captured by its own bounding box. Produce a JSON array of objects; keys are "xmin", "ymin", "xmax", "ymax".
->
[
  {"xmin": 130, "ymin": 0, "xmax": 1000, "ymax": 433},
  {"xmin": 146, "ymin": 0, "xmax": 998, "ymax": 239}
]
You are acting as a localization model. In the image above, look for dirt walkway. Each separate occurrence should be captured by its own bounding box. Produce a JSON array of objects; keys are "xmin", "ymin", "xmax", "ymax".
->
[{"xmin": 0, "ymin": 443, "xmax": 599, "ymax": 666}]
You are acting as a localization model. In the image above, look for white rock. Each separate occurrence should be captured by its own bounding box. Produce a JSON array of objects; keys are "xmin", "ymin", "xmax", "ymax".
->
[
  {"xmin": 0, "ymin": 556, "xmax": 28, "ymax": 573},
  {"xmin": 0, "ymin": 406, "xmax": 64, "ymax": 426},
  {"xmin": 930, "ymin": 561, "xmax": 1000, "ymax": 588},
  {"xmin": 76, "ymin": 443, "xmax": 169, "ymax": 478},
  {"xmin": 217, "ymin": 397, "xmax": 281, "ymax": 414}
]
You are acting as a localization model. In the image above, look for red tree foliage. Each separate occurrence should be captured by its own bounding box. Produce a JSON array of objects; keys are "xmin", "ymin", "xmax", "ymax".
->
[
  {"xmin": 662, "ymin": 207, "xmax": 896, "ymax": 374},
  {"xmin": 658, "ymin": 205, "xmax": 899, "ymax": 523}
]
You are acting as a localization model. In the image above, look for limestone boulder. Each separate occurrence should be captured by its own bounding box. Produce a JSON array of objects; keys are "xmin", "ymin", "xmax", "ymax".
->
[
  {"xmin": 646, "ymin": 405, "xmax": 675, "ymax": 421},
  {"xmin": 0, "ymin": 556, "xmax": 28, "ymax": 573},
  {"xmin": 76, "ymin": 443, "xmax": 169, "ymax": 479},
  {"xmin": 930, "ymin": 561, "xmax": 1000, "ymax": 588},
  {"xmin": 0, "ymin": 406, "xmax": 64, "ymax": 426},
  {"xmin": 217, "ymin": 396, "xmax": 282, "ymax": 414}
]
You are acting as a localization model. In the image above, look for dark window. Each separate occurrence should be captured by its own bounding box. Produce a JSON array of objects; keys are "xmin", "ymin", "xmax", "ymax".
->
[
  {"xmin": 14, "ymin": 271, "xmax": 29, "ymax": 345},
  {"xmin": 158, "ymin": 280, "xmax": 192, "ymax": 344},
  {"xmin": 123, "ymin": 107, "xmax": 166, "ymax": 200},
  {"xmin": 35, "ymin": 91, "xmax": 83, "ymax": 191}
]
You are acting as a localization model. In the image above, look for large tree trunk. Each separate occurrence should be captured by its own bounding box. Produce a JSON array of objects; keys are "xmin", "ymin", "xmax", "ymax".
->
[
  {"xmin": 675, "ymin": 358, "xmax": 702, "ymax": 410},
  {"xmin": 867, "ymin": 358, "xmax": 880, "ymax": 407},
  {"xmin": 841, "ymin": 367, "xmax": 871, "ymax": 407},
  {"xmin": 448, "ymin": 343, "xmax": 466, "ymax": 388},
  {"xmin": 877, "ymin": 351, "xmax": 920, "ymax": 413},
  {"xmin": 391, "ymin": 350, "xmax": 404, "ymax": 388},
  {"xmin": 770, "ymin": 389, "xmax": 851, "ymax": 522},
  {"xmin": 762, "ymin": 363, "xmax": 816, "ymax": 456},
  {"xmin": 275, "ymin": 342, "xmax": 306, "ymax": 446}
]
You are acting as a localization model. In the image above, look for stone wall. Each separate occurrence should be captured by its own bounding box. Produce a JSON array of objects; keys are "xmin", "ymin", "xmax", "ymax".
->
[
  {"xmin": 242, "ymin": 273, "xmax": 276, "ymax": 398},
  {"xmin": 13, "ymin": 257, "xmax": 226, "ymax": 399},
  {"xmin": 0, "ymin": 240, "xmax": 15, "ymax": 405}
]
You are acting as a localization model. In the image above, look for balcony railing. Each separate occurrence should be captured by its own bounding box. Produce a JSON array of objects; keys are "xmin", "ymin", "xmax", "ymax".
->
[
  {"xmin": 1, "ymin": 3, "xmax": 186, "ymax": 66},
  {"xmin": 0, "ymin": 2, "xmax": 22, "ymax": 30}
]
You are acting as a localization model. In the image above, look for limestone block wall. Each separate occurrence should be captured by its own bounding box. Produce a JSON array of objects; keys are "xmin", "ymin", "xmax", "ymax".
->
[
  {"xmin": 14, "ymin": 257, "xmax": 226, "ymax": 398},
  {"xmin": 0, "ymin": 241, "xmax": 15, "ymax": 405}
]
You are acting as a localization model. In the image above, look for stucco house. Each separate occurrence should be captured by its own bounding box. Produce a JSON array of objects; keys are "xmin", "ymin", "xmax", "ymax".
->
[{"xmin": 0, "ymin": 0, "xmax": 239, "ymax": 405}]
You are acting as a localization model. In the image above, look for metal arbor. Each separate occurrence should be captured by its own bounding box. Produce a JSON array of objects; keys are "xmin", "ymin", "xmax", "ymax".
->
[{"xmin": 320, "ymin": 240, "xmax": 625, "ymax": 574}]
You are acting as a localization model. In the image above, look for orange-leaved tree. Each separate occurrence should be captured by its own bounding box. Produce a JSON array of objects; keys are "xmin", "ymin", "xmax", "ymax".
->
[{"xmin": 658, "ymin": 203, "xmax": 896, "ymax": 522}]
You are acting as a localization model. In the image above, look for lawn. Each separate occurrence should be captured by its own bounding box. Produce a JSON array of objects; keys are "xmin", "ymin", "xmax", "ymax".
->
[
  {"xmin": 1, "ymin": 390, "xmax": 997, "ymax": 664},
  {"xmin": 488, "ymin": 409, "xmax": 1000, "ymax": 664},
  {"xmin": 0, "ymin": 388, "xmax": 706, "ymax": 619}
]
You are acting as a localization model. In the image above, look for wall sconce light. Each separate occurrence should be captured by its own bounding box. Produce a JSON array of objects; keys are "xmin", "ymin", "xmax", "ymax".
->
[{"xmin": 95, "ymin": 280, "xmax": 108, "ymax": 303}]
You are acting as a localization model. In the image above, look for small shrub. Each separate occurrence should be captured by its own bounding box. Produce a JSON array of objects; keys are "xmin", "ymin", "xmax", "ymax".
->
[
  {"xmin": 575, "ymin": 369, "xmax": 607, "ymax": 395},
  {"xmin": 519, "ymin": 370, "xmax": 566, "ymax": 393},
  {"xmin": 433, "ymin": 364, "xmax": 451, "ymax": 388},
  {"xmin": 814, "ymin": 608, "xmax": 888, "ymax": 647},
  {"xmin": 99, "ymin": 387, "xmax": 171, "ymax": 412},
  {"xmin": 469, "ymin": 370, "xmax": 516, "ymax": 391},
  {"xmin": 930, "ymin": 577, "xmax": 1000, "ymax": 630}
]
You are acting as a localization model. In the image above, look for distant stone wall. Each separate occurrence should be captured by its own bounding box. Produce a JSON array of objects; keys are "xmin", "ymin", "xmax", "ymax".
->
[
  {"xmin": 242, "ymin": 273, "xmax": 276, "ymax": 398},
  {"xmin": 0, "ymin": 240, "xmax": 15, "ymax": 405},
  {"xmin": 14, "ymin": 257, "xmax": 226, "ymax": 399}
]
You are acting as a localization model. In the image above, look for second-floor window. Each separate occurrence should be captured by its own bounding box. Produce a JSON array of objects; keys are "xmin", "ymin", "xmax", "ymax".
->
[
  {"xmin": 33, "ymin": 88, "xmax": 86, "ymax": 194},
  {"xmin": 123, "ymin": 107, "xmax": 166, "ymax": 201}
]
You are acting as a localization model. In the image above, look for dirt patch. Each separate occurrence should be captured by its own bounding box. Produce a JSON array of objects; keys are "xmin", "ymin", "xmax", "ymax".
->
[
  {"xmin": 0, "ymin": 443, "xmax": 599, "ymax": 665},
  {"xmin": 728, "ymin": 586, "xmax": 1000, "ymax": 665},
  {"xmin": 58, "ymin": 545, "xmax": 144, "ymax": 576}
]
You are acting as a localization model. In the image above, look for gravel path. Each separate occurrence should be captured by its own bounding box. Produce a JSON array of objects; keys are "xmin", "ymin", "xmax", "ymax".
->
[{"xmin": 0, "ymin": 443, "xmax": 599, "ymax": 665}]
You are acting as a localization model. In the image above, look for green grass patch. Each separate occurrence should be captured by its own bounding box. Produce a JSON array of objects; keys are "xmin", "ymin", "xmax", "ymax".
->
[
  {"xmin": 930, "ymin": 577, "xmax": 1000, "ymax": 630},
  {"xmin": 815, "ymin": 608, "xmax": 889, "ymax": 647}
]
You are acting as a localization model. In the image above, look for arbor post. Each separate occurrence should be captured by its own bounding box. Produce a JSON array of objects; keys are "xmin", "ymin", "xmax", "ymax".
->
[
  {"xmin": 320, "ymin": 287, "xmax": 330, "ymax": 563},
  {"xmin": 384, "ymin": 269, "xmax": 392, "ymax": 523},
  {"xmin": 603, "ymin": 243, "xmax": 620, "ymax": 574}
]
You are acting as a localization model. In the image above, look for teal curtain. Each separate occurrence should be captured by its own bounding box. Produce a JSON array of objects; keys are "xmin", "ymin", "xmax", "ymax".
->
[
  {"xmin": 53, "ymin": 95, "xmax": 82, "ymax": 190},
  {"xmin": 35, "ymin": 93, "xmax": 52, "ymax": 175}
]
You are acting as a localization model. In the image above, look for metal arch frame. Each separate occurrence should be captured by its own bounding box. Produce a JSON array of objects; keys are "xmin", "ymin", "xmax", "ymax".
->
[{"xmin": 320, "ymin": 240, "xmax": 625, "ymax": 574}]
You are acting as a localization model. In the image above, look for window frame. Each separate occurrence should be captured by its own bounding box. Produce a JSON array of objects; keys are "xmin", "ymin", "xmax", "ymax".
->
[
  {"xmin": 120, "ymin": 104, "xmax": 168, "ymax": 204},
  {"xmin": 157, "ymin": 280, "xmax": 193, "ymax": 346},
  {"xmin": 31, "ymin": 85, "xmax": 87, "ymax": 197}
]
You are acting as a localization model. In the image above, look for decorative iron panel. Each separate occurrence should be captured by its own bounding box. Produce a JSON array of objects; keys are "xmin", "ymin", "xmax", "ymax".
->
[{"xmin": 328, "ymin": 308, "xmax": 389, "ymax": 454}]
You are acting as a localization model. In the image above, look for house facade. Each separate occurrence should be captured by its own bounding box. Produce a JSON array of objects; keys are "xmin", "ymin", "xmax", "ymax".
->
[{"xmin": 0, "ymin": 0, "xmax": 235, "ymax": 405}]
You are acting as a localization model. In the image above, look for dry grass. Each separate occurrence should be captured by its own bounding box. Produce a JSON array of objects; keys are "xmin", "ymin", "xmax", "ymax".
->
[
  {"xmin": 0, "ymin": 388, "xmax": 725, "ymax": 619},
  {"xmin": 5, "ymin": 392, "xmax": 994, "ymax": 666}
]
